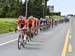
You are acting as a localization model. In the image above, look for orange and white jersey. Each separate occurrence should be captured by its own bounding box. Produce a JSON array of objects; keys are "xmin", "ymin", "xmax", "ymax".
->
[{"xmin": 24, "ymin": 19, "xmax": 28, "ymax": 27}]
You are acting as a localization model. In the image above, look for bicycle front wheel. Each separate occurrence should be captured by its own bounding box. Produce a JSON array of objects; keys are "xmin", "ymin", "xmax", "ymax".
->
[{"xmin": 18, "ymin": 35, "xmax": 22, "ymax": 50}]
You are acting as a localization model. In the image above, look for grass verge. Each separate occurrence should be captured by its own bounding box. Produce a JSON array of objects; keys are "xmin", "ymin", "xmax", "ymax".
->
[{"xmin": 0, "ymin": 18, "xmax": 17, "ymax": 34}]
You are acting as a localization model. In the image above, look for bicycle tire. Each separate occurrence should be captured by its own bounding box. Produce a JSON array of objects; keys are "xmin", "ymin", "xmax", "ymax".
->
[{"xmin": 18, "ymin": 35, "xmax": 21, "ymax": 50}]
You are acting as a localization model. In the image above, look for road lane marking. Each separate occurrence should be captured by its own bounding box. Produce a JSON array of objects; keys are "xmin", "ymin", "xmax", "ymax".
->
[
  {"xmin": 0, "ymin": 38, "xmax": 17, "ymax": 46},
  {"xmin": 69, "ymin": 34, "xmax": 72, "ymax": 39},
  {"xmin": 68, "ymin": 44, "xmax": 72, "ymax": 53},
  {"xmin": 61, "ymin": 30, "xmax": 70, "ymax": 56}
]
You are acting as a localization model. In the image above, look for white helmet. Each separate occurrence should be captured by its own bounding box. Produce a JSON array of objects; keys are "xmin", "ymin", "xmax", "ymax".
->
[{"xmin": 18, "ymin": 16, "xmax": 24, "ymax": 20}]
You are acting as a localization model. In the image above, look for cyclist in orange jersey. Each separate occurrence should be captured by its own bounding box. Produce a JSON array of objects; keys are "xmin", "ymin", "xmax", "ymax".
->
[
  {"xmin": 28, "ymin": 16, "xmax": 34, "ymax": 38},
  {"xmin": 35, "ymin": 18, "xmax": 39, "ymax": 34},
  {"xmin": 17, "ymin": 16, "xmax": 25, "ymax": 30}
]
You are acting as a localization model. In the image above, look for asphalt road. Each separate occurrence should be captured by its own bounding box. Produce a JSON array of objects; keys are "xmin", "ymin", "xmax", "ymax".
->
[
  {"xmin": 72, "ymin": 16, "xmax": 75, "ymax": 56},
  {"xmin": 0, "ymin": 22, "xmax": 69, "ymax": 56}
]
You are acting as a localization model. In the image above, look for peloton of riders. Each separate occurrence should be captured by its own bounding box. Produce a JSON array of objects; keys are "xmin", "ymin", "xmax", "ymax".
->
[
  {"xmin": 17, "ymin": 15, "xmax": 52, "ymax": 40},
  {"xmin": 17, "ymin": 16, "xmax": 39, "ymax": 39}
]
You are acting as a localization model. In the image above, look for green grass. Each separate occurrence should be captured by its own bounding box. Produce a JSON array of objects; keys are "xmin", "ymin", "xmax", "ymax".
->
[
  {"xmin": 51, "ymin": 15, "xmax": 63, "ymax": 21},
  {"xmin": 0, "ymin": 18, "xmax": 17, "ymax": 34},
  {"xmin": 0, "ymin": 18, "xmax": 17, "ymax": 23}
]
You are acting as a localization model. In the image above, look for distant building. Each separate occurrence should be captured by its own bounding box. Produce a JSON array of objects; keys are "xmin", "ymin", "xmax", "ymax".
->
[
  {"xmin": 48, "ymin": 6, "xmax": 54, "ymax": 12},
  {"xmin": 67, "ymin": 14, "xmax": 73, "ymax": 19},
  {"xmin": 67, "ymin": 14, "xmax": 73, "ymax": 16}
]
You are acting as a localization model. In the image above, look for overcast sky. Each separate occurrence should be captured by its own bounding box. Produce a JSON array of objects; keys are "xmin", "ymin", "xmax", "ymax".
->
[{"xmin": 47, "ymin": 0, "xmax": 75, "ymax": 15}]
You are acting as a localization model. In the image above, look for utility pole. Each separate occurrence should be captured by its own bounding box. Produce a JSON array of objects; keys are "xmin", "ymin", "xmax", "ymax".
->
[
  {"xmin": 42, "ymin": 0, "xmax": 45, "ymax": 18},
  {"xmin": 25, "ymin": 0, "xmax": 28, "ymax": 18}
]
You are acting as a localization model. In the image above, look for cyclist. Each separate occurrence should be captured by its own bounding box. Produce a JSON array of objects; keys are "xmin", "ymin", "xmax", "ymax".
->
[
  {"xmin": 33, "ymin": 17, "xmax": 39, "ymax": 35},
  {"xmin": 17, "ymin": 16, "xmax": 25, "ymax": 31},
  {"xmin": 28, "ymin": 17, "xmax": 38, "ymax": 35},
  {"xmin": 36, "ymin": 18, "xmax": 40, "ymax": 31},
  {"xmin": 45, "ymin": 16, "xmax": 50, "ymax": 29},
  {"xmin": 28, "ymin": 16, "xmax": 34, "ymax": 38},
  {"xmin": 17, "ymin": 16, "xmax": 27, "ymax": 41},
  {"xmin": 40, "ymin": 18, "xmax": 46, "ymax": 31}
]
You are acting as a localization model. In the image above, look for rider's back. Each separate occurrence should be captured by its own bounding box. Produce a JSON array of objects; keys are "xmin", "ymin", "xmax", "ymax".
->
[{"xmin": 28, "ymin": 19, "xmax": 33, "ymax": 25}]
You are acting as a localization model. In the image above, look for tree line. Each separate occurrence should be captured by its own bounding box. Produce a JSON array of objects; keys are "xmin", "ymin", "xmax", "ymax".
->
[
  {"xmin": 0, "ymin": 0, "xmax": 61, "ymax": 18},
  {"xmin": 0, "ymin": 0, "xmax": 50, "ymax": 18}
]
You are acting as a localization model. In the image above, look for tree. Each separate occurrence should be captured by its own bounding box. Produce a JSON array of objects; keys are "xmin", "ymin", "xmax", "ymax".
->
[
  {"xmin": 27, "ymin": 0, "xmax": 49, "ymax": 18},
  {"xmin": 0, "ymin": 0, "xmax": 49, "ymax": 18}
]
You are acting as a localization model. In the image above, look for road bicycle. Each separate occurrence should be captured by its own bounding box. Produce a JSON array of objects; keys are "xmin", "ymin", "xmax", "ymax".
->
[{"xmin": 18, "ymin": 29, "xmax": 28, "ymax": 49}]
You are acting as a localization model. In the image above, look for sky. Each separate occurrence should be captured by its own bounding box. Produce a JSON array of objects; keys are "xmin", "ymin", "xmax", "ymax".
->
[
  {"xmin": 22, "ymin": 0, "xmax": 75, "ymax": 15},
  {"xmin": 47, "ymin": 0, "xmax": 75, "ymax": 15}
]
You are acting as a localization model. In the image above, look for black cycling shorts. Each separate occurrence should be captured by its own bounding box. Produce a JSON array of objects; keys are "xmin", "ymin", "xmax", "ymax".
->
[{"xmin": 28, "ymin": 24, "xmax": 32, "ymax": 29}]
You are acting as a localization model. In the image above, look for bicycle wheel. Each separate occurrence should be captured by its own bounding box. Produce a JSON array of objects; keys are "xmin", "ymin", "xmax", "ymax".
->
[
  {"xmin": 18, "ymin": 35, "xmax": 21, "ymax": 50},
  {"xmin": 26, "ymin": 35, "xmax": 29, "ymax": 42},
  {"xmin": 23, "ymin": 34, "xmax": 28, "ymax": 47},
  {"xmin": 21, "ymin": 35, "xmax": 25, "ymax": 48}
]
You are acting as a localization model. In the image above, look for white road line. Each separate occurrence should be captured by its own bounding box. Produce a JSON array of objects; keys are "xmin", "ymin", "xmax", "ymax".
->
[{"xmin": 0, "ymin": 38, "xmax": 17, "ymax": 46}]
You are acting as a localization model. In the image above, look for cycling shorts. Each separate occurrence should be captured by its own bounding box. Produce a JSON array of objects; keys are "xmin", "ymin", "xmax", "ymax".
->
[{"xmin": 28, "ymin": 24, "xmax": 32, "ymax": 29}]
